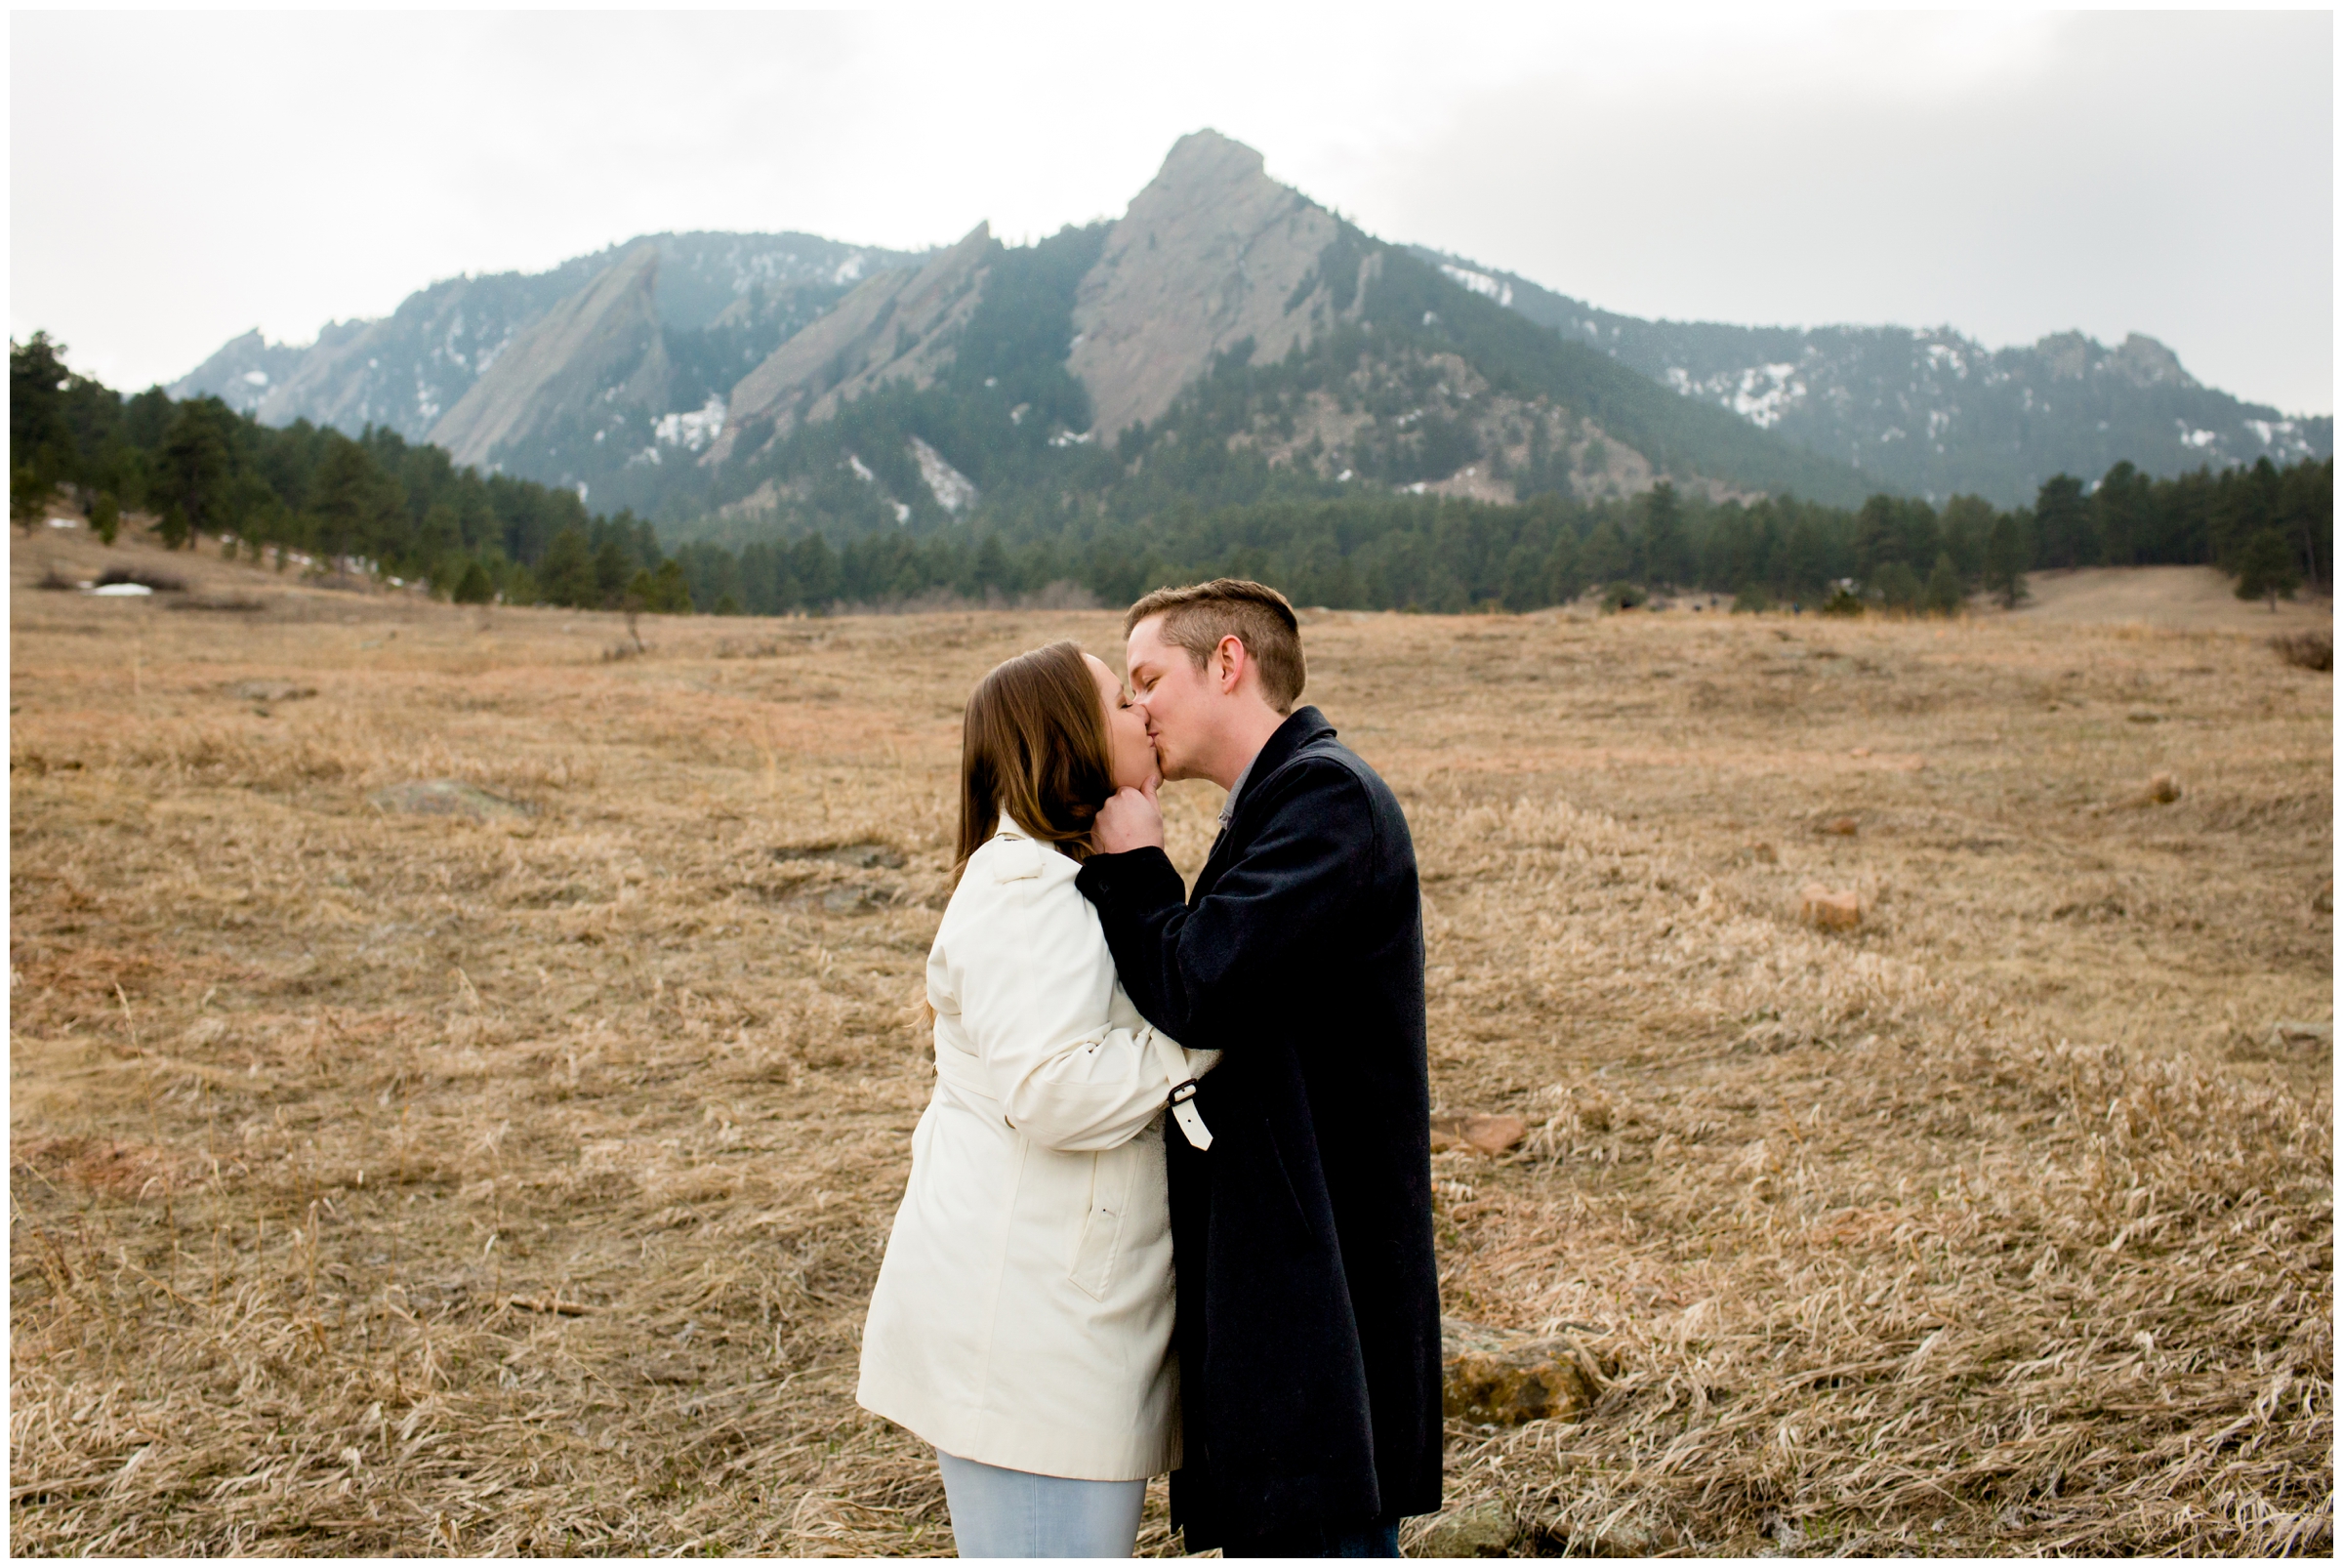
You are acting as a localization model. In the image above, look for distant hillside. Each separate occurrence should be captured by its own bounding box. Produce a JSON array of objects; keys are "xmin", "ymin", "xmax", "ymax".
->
[
  {"xmin": 661, "ymin": 130, "xmax": 1881, "ymax": 547},
  {"xmin": 176, "ymin": 128, "xmax": 2335, "ymax": 546},
  {"xmin": 1410, "ymin": 246, "xmax": 2331, "ymax": 508},
  {"xmin": 173, "ymin": 134, "xmax": 1887, "ymax": 537},
  {"xmin": 168, "ymin": 230, "xmax": 929, "ymax": 496}
]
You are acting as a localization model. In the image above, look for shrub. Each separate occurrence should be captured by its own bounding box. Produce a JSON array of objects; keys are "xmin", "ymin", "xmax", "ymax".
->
[
  {"xmin": 95, "ymin": 565, "xmax": 185, "ymax": 593},
  {"xmin": 452, "ymin": 560, "xmax": 495, "ymax": 605},
  {"xmin": 2271, "ymin": 631, "xmax": 2331, "ymax": 672}
]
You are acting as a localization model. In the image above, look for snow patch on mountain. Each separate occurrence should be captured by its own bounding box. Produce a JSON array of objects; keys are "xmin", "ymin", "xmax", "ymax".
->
[
  {"xmin": 1438, "ymin": 263, "xmax": 1513, "ymax": 309},
  {"xmin": 654, "ymin": 395, "xmax": 726, "ymax": 453},
  {"xmin": 909, "ymin": 435, "xmax": 979, "ymax": 514},
  {"xmin": 1665, "ymin": 362, "xmax": 1805, "ymax": 429}
]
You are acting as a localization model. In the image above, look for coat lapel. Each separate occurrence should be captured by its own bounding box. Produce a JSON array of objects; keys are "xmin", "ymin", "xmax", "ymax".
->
[{"xmin": 1188, "ymin": 707, "xmax": 1336, "ymax": 905}]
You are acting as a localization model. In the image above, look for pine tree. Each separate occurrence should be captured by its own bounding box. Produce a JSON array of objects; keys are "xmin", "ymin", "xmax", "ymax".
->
[
  {"xmin": 1639, "ymin": 482, "xmax": 1689, "ymax": 587},
  {"xmin": 2032, "ymin": 475, "xmax": 2094, "ymax": 569},
  {"xmin": 1580, "ymin": 520, "xmax": 1629, "ymax": 585},
  {"xmin": 310, "ymin": 436, "xmax": 390, "ymax": 568},
  {"xmin": 1922, "ymin": 553, "xmax": 1963, "ymax": 615},
  {"xmin": 537, "ymin": 526, "xmax": 597, "ymax": 607},
  {"xmin": 10, "ymin": 333, "xmax": 79, "ymax": 522},
  {"xmin": 594, "ymin": 539, "xmax": 631, "ymax": 607},
  {"xmin": 1985, "ymin": 511, "xmax": 2031, "ymax": 607},
  {"xmin": 792, "ymin": 534, "xmax": 841, "ymax": 608},
  {"xmin": 1938, "ymin": 495, "xmax": 1995, "ymax": 583},
  {"xmin": 452, "ymin": 559, "xmax": 495, "ymax": 604},
  {"xmin": 2235, "ymin": 529, "xmax": 2301, "ymax": 609},
  {"xmin": 150, "ymin": 399, "xmax": 239, "ymax": 549},
  {"xmin": 1853, "ymin": 494, "xmax": 1901, "ymax": 577},
  {"xmin": 1542, "ymin": 532, "xmax": 1583, "ymax": 605},
  {"xmin": 650, "ymin": 558, "xmax": 693, "ymax": 613}
]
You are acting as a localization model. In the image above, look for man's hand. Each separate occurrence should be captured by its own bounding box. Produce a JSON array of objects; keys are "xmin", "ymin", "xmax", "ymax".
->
[{"xmin": 1093, "ymin": 776, "xmax": 1166, "ymax": 855}]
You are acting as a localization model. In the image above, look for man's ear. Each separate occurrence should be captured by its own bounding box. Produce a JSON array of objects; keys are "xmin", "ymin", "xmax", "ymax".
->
[{"xmin": 1215, "ymin": 635, "xmax": 1247, "ymax": 694}]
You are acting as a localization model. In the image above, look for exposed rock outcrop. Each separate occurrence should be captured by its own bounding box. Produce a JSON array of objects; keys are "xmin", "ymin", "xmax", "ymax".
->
[
  {"xmin": 705, "ymin": 225, "xmax": 993, "ymax": 466},
  {"xmin": 1069, "ymin": 130, "xmax": 1346, "ymax": 439},
  {"xmin": 172, "ymin": 232, "xmax": 925, "ymax": 450},
  {"xmin": 429, "ymin": 246, "xmax": 670, "ymax": 470},
  {"xmin": 169, "ymin": 330, "xmax": 310, "ymax": 418}
]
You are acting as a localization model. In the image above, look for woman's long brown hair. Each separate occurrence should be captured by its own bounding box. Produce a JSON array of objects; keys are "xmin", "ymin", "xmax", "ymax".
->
[{"xmin": 954, "ymin": 640, "xmax": 1116, "ymax": 884}]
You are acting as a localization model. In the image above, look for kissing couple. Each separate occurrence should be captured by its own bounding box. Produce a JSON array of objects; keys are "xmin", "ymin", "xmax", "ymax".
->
[{"xmin": 857, "ymin": 579, "xmax": 1443, "ymax": 1557}]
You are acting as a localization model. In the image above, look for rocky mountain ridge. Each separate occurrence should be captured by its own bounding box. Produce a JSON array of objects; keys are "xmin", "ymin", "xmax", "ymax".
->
[
  {"xmin": 707, "ymin": 224, "xmax": 996, "ymax": 467},
  {"xmin": 1411, "ymin": 246, "xmax": 2331, "ymax": 506},
  {"xmin": 170, "ymin": 230, "xmax": 927, "ymax": 450},
  {"xmin": 169, "ymin": 133, "xmax": 2327, "ymax": 531}
]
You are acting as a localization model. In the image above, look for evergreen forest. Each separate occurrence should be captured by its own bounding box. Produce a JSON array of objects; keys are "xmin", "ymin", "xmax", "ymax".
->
[{"xmin": 14, "ymin": 332, "xmax": 2331, "ymax": 621}]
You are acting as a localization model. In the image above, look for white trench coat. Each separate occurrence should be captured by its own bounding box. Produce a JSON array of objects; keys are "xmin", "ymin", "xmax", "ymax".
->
[{"xmin": 857, "ymin": 820, "xmax": 1216, "ymax": 1481}]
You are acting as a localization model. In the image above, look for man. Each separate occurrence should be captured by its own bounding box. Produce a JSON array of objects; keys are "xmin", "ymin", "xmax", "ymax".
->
[{"xmin": 1078, "ymin": 579, "xmax": 1441, "ymax": 1558}]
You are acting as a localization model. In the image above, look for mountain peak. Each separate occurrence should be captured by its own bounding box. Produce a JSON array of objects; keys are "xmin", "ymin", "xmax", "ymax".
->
[
  {"xmin": 1157, "ymin": 127, "xmax": 1268, "ymax": 185},
  {"xmin": 2111, "ymin": 332, "xmax": 2196, "ymax": 389},
  {"xmin": 1068, "ymin": 129, "xmax": 1342, "ymax": 437}
]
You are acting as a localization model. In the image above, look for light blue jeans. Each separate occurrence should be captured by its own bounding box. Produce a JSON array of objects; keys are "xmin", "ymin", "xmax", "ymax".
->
[{"xmin": 934, "ymin": 1448, "xmax": 1146, "ymax": 1558}]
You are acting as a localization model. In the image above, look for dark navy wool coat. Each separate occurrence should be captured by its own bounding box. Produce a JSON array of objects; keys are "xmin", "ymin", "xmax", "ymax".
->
[{"xmin": 1075, "ymin": 706, "xmax": 1441, "ymax": 1550}]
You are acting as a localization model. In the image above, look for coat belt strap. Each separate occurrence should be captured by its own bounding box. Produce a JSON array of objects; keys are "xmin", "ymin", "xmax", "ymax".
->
[
  {"xmin": 1167, "ymin": 1077, "xmax": 1213, "ymax": 1151},
  {"xmin": 1147, "ymin": 1026, "xmax": 1213, "ymax": 1151}
]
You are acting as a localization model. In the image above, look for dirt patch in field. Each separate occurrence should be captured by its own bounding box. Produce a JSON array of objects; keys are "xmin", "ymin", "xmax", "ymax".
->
[{"xmin": 11, "ymin": 535, "xmax": 2330, "ymax": 1555}]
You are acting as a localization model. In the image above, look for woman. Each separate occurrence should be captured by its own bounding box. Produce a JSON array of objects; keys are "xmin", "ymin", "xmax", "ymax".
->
[{"xmin": 858, "ymin": 640, "xmax": 1218, "ymax": 1558}]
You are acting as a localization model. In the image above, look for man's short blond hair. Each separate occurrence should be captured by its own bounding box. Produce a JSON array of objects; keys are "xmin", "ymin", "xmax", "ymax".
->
[{"xmin": 1126, "ymin": 578, "xmax": 1306, "ymax": 714}]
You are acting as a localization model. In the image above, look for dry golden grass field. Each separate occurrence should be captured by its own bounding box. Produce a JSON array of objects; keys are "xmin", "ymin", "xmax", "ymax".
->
[{"xmin": 10, "ymin": 528, "xmax": 2332, "ymax": 1556}]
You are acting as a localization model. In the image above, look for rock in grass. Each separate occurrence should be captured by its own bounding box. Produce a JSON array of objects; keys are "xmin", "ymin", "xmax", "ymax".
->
[
  {"xmin": 1799, "ymin": 884, "xmax": 1862, "ymax": 929},
  {"xmin": 1442, "ymin": 1318, "xmax": 1604, "ymax": 1425},
  {"xmin": 1415, "ymin": 1499, "xmax": 1519, "ymax": 1557},
  {"xmin": 369, "ymin": 780, "xmax": 530, "ymax": 821},
  {"xmin": 1429, "ymin": 1113, "xmax": 1529, "ymax": 1156}
]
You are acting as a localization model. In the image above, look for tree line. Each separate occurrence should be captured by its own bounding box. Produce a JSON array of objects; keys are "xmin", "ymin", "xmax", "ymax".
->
[
  {"xmin": 13, "ymin": 332, "xmax": 2329, "ymax": 618},
  {"xmin": 11, "ymin": 333, "xmax": 693, "ymax": 611},
  {"xmin": 667, "ymin": 459, "xmax": 2330, "ymax": 616}
]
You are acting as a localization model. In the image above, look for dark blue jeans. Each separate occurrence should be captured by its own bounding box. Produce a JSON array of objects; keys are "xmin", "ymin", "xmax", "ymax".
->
[{"xmin": 1219, "ymin": 1517, "xmax": 1403, "ymax": 1558}]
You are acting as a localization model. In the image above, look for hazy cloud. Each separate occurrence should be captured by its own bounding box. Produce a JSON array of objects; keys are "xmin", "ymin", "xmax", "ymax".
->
[{"xmin": 10, "ymin": 9, "xmax": 2329, "ymax": 411}]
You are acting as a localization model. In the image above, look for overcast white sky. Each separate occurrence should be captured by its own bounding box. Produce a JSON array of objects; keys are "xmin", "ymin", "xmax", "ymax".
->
[{"xmin": 10, "ymin": 8, "xmax": 2334, "ymax": 412}]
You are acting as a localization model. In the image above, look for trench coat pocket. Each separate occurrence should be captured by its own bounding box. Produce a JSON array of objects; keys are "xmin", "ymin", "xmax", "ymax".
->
[{"xmin": 1070, "ymin": 1145, "xmax": 1136, "ymax": 1300}]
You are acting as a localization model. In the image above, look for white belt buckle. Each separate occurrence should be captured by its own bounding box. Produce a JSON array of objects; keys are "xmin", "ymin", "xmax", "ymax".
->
[{"xmin": 1168, "ymin": 1079, "xmax": 1213, "ymax": 1151}]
